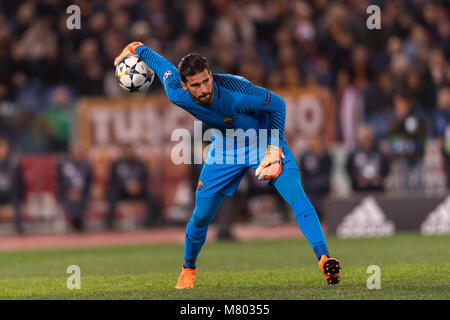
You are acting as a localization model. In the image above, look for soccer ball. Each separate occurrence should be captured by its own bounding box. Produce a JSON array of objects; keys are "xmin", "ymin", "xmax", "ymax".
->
[{"xmin": 115, "ymin": 56, "xmax": 154, "ymax": 93}]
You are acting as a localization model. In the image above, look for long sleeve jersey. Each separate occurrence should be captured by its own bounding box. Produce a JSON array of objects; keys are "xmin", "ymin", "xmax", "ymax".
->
[{"xmin": 135, "ymin": 46, "xmax": 287, "ymax": 161}]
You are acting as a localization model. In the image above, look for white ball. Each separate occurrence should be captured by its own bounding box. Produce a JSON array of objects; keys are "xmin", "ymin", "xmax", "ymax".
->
[{"xmin": 115, "ymin": 56, "xmax": 155, "ymax": 93}]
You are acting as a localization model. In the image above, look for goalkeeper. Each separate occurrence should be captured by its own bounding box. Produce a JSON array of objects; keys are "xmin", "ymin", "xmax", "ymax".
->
[{"xmin": 114, "ymin": 42, "xmax": 341, "ymax": 288}]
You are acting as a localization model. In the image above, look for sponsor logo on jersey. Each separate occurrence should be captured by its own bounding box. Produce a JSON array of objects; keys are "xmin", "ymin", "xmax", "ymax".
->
[{"xmin": 197, "ymin": 180, "xmax": 203, "ymax": 190}]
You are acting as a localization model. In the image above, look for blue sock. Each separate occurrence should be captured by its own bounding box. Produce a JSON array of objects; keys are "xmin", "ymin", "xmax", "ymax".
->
[{"xmin": 290, "ymin": 196, "xmax": 329, "ymax": 260}]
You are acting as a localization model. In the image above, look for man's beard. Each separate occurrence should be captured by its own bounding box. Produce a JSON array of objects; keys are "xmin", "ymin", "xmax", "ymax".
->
[{"xmin": 192, "ymin": 92, "xmax": 212, "ymax": 106}]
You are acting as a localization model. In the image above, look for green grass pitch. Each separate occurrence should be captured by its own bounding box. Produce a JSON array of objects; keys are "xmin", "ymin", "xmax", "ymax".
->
[{"xmin": 0, "ymin": 233, "xmax": 448, "ymax": 300}]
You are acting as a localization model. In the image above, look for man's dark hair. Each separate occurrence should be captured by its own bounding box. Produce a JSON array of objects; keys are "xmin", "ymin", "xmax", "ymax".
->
[{"xmin": 178, "ymin": 53, "xmax": 209, "ymax": 83}]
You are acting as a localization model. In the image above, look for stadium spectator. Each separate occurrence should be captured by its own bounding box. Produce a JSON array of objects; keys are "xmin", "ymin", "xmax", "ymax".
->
[
  {"xmin": 404, "ymin": 66, "xmax": 436, "ymax": 114},
  {"xmin": 346, "ymin": 125, "xmax": 390, "ymax": 192},
  {"xmin": 0, "ymin": 137, "xmax": 25, "ymax": 234},
  {"xmin": 363, "ymin": 70, "xmax": 394, "ymax": 140},
  {"xmin": 388, "ymin": 91, "xmax": 427, "ymax": 192},
  {"xmin": 432, "ymin": 87, "xmax": 450, "ymax": 188},
  {"xmin": 299, "ymin": 135, "xmax": 332, "ymax": 220},
  {"xmin": 56, "ymin": 145, "xmax": 92, "ymax": 232},
  {"xmin": 38, "ymin": 85, "xmax": 75, "ymax": 152},
  {"xmin": 105, "ymin": 143, "xmax": 162, "ymax": 230},
  {"xmin": 337, "ymin": 69, "xmax": 361, "ymax": 149}
]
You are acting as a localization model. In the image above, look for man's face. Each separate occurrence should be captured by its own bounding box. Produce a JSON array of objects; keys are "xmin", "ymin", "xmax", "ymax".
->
[
  {"xmin": 358, "ymin": 128, "xmax": 374, "ymax": 150},
  {"xmin": 70, "ymin": 146, "xmax": 83, "ymax": 161},
  {"xmin": 394, "ymin": 96, "xmax": 411, "ymax": 118},
  {"xmin": 0, "ymin": 140, "xmax": 9, "ymax": 160},
  {"xmin": 181, "ymin": 69, "xmax": 214, "ymax": 106},
  {"xmin": 122, "ymin": 144, "xmax": 134, "ymax": 160},
  {"xmin": 307, "ymin": 135, "xmax": 323, "ymax": 155},
  {"xmin": 438, "ymin": 88, "xmax": 450, "ymax": 109}
]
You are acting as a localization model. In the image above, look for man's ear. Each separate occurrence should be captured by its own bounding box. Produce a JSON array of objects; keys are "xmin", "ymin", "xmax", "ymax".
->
[{"xmin": 181, "ymin": 81, "xmax": 188, "ymax": 91}]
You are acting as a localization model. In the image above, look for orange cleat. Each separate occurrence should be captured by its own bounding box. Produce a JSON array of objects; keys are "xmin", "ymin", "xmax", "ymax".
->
[
  {"xmin": 175, "ymin": 266, "xmax": 197, "ymax": 289},
  {"xmin": 318, "ymin": 255, "xmax": 341, "ymax": 285}
]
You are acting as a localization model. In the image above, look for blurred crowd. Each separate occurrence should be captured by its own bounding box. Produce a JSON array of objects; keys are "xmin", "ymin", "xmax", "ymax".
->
[
  {"xmin": 0, "ymin": 0, "xmax": 450, "ymax": 234},
  {"xmin": 0, "ymin": 0, "xmax": 448, "ymax": 147}
]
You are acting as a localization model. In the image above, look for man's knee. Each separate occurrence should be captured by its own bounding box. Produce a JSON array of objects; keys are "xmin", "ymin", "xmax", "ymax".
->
[
  {"xmin": 191, "ymin": 194, "xmax": 224, "ymax": 228},
  {"xmin": 192, "ymin": 206, "xmax": 214, "ymax": 228}
]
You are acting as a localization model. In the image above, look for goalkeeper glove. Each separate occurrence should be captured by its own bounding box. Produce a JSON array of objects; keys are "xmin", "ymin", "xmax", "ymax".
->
[
  {"xmin": 114, "ymin": 41, "xmax": 143, "ymax": 66},
  {"xmin": 255, "ymin": 145, "xmax": 284, "ymax": 181}
]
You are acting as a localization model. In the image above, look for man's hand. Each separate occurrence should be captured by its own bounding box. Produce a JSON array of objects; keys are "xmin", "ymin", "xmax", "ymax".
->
[
  {"xmin": 114, "ymin": 42, "xmax": 143, "ymax": 66},
  {"xmin": 255, "ymin": 145, "xmax": 284, "ymax": 181}
]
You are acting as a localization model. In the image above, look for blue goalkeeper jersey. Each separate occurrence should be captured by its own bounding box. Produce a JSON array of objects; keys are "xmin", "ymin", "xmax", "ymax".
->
[
  {"xmin": 135, "ymin": 47, "xmax": 330, "ymax": 262},
  {"xmin": 135, "ymin": 45, "xmax": 287, "ymax": 164}
]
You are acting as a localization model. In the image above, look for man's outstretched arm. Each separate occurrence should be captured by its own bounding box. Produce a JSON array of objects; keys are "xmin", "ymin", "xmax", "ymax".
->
[{"xmin": 114, "ymin": 42, "xmax": 186, "ymax": 103}]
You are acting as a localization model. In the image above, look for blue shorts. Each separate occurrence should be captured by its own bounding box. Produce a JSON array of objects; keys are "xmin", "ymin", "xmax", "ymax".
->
[{"xmin": 196, "ymin": 143, "xmax": 300, "ymax": 198}]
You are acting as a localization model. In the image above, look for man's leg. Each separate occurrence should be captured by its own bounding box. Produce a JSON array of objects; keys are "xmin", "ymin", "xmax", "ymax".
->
[
  {"xmin": 72, "ymin": 200, "xmax": 87, "ymax": 232},
  {"xmin": 272, "ymin": 167, "xmax": 341, "ymax": 284},
  {"xmin": 175, "ymin": 193, "xmax": 225, "ymax": 290},
  {"xmin": 142, "ymin": 190, "xmax": 162, "ymax": 227},
  {"xmin": 267, "ymin": 145, "xmax": 341, "ymax": 285},
  {"xmin": 272, "ymin": 167, "xmax": 329, "ymax": 260},
  {"xmin": 176, "ymin": 160, "xmax": 247, "ymax": 289},
  {"xmin": 63, "ymin": 200, "xmax": 85, "ymax": 232},
  {"xmin": 184, "ymin": 161, "xmax": 247, "ymax": 261},
  {"xmin": 184, "ymin": 193, "xmax": 225, "ymax": 268},
  {"xmin": 106, "ymin": 188, "xmax": 120, "ymax": 230},
  {"xmin": 11, "ymin": 196, "xmax": 24, "ymax": 234}
]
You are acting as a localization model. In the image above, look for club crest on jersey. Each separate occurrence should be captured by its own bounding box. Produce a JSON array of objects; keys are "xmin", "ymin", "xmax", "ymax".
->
[
  {"xmin": 223, "ymin": 117, "xmax": 234, "ymax": 124},
  {"xmin": 197, "ymin": 180, "xmax": 203, "ymax": 190}
]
